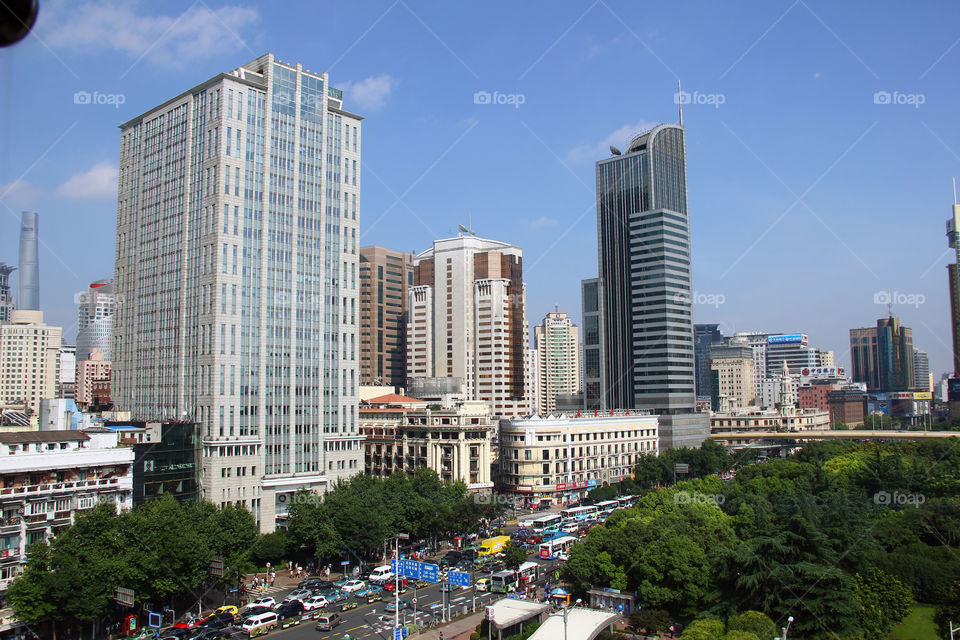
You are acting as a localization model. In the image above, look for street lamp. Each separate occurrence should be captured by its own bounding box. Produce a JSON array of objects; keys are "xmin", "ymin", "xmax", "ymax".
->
[
  {"xmin": 393, "ymin": 533, "xmax": 410, "ymax": 634},
  {"xmin": 550, "ymin": 597, "xmax": 582, "ymax": 640},
  {"xmin": 782, "ymin": 616, "xmax": 794, "ymax": 640}
]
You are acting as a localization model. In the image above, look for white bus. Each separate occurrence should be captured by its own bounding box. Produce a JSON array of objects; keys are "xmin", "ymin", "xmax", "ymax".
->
[
  {"xmin": 560, "ymin": 505, "xmax": 598, "ymax": 522},
  {"xmin": 595, "ymin": 500, "xmax": 619, "ymax": 516},
  {"xmin": 531, "ymin": 513, "xmax": 562, "ymax": 532},
  {"xmin": 517, "ymin": 561, "xmax": 540, "ymax": 582},
  {"xmin": 539, "ymin": 535, "xmax": 577, "ymax": 560},
  {"xmin": 617, "ymin": 495, "xmax": 636, "ymax": 509}
]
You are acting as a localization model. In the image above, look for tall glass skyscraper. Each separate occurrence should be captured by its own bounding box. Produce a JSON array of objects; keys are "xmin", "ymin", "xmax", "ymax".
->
[
  {"xmin": 594, "ymin": 123, "xmax": 707, "ymax": 447},
  {"xmin": 114, "ymin": 54, "xmax": 362, "ymax": 530}
]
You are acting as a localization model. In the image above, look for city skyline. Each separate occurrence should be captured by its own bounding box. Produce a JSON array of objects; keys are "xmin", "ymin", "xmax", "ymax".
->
[{"xmin": 0, "ymin": 1, "xmax": 959, "ymax": 377}]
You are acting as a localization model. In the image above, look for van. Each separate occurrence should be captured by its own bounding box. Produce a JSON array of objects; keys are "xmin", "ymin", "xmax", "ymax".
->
[
  {"xmin": 368, "ymin": 565, "xmax": 394, "ymax": 584},
  {"xmin": 315, "ymin": 613, "xmax": 342, "ymax": 631},
  {"xmin": 240, "ymin": 612, "xmax": 277, "ymax": 637}
]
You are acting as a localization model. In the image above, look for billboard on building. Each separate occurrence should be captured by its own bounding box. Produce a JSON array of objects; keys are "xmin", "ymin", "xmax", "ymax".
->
[{"xmin": 768, "ymin": 334, "xmax": 807, "ymax": 345}]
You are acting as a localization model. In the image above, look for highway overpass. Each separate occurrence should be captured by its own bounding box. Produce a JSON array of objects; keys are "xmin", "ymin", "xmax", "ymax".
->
[{"xmin": 710, "ymin": 430, "xmax": 960, "ymax": 442}]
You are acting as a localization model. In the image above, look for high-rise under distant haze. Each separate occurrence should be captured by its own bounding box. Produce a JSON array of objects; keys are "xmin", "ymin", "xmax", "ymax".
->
[
  {"xmin": 113, "ymin": 54, "xmax": 363, "ymax": 531},
  {"xmin": 17, "ymin": 211, "xmax": 39, "ymax": 311},
  {"xmin": 592, "ymin": 122, "xmax": 707, "ymax": 447},
  {"xmin": 0, "ymin": 263, "xmax": 14, "ymax": 323},
  {"xmin": 76, "ymin": 279, "xmax": 116, "ymax": 362},
  {"xmin": 534, "ymin": 310, "xmax": 580, "ymax": 415}
]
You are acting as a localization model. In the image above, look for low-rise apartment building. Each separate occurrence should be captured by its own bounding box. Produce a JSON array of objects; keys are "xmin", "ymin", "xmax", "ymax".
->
[
  {"xmin": 360, "ymin": 394, "xmax": 496, "ymax": 491},
  {"xmin": 498, "ymin": 413, "xmax": 659, "ymax": 506}
]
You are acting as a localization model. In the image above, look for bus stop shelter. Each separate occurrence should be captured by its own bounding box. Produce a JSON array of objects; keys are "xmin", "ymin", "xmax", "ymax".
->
[
  {"xmin": 487, "ymin": 598, "xmax": 551, "ymax": 640},
  {"xmin": 527, "ymin": 607, "xmax": 620, "ymax": 640}
]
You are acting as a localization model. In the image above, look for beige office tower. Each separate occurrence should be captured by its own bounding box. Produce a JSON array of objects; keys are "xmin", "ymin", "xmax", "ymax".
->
[
  {"xmin": 358, "ymin": 247, "xmax": 414, "ymax": 388},
  {"xmin": 534, "ymin": 311, "xmax": 580, "ymax": 415},
  {"xmin": 406, "ymin": 235, "xmax": 529, "ymax": 417},
  {"xmin": 0, "ymin": 311, "xmax": 62, "ymax": 423},
  {"xmin": 114, "ymin": 54, "xmax": 363, "ymax": 531}
]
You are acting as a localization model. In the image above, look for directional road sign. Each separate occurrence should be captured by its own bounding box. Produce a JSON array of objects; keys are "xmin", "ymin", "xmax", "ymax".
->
[
  {"xmin": 419, "ymin": 562, "xmax": 439, "ymax": 583},
  {"xmin": 448, "ymin": 570, "xmax": 471, "ymax": 587}
]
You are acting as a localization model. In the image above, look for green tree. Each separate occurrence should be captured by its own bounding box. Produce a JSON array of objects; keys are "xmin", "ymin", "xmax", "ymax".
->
[
  {"xmin": 854, "ymin": 568, "xmax": 913, "ymax": 640},
  {"xmin": 726, "ymin": 611, "xmax": 776, "ymax": 640},
  {"xmin": 934, "ymin": 582, "xmax": 960, "ymax": 640},
  {"xmin": 680, "ymin": 619, "xmax": 725, "ymax": 640},
  {"xmin": 251, "ymin": 531, "xmax": 289, "ymax": 565},
  {"xmin": 720, "ymin": 632, "xmax": 759, "ymax": 640},
  {"xmin": 502, "ymin": 542, "xmax": 528, "ymax": 570},
  {"xmin": 628, "ymin": 609, "xmax": 671, "ymax": 636},
  {"xmin": 7, "ymin": 541, "xmax": 57, "ymax": 625}
]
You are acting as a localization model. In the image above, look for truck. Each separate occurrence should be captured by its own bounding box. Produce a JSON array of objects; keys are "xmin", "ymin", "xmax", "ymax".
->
[{"xmin": 478, "ymin": 535, "xmax": 511, "ymax": 557}]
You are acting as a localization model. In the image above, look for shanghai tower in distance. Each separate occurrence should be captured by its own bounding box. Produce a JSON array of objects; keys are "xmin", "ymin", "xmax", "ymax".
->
[{"xmin": 18, "ymin": 211, "xmax": 39, "ymax": 311}]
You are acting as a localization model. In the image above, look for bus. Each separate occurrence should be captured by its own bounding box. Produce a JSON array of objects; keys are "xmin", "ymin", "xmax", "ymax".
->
[
  {"xmin": 616, "ymin": 496, "xmax": 636, "ymax": 509},
  {"xmin": 517, "ymin": 561, "xmax": 539, "ymax": 583},
  {"xmin": 531, "ymin": 513, "xmax": 562, "ymax": 533},
  {"xmin": 490, "ymin": 570, "xmax": 518, "ymax": 593},
  {"xmin": 595, "ymin": 500, "xmax": 619, "ymax": 516},
  {"xmin": 560, "ymin": 505, "xmax": 598, "ymax": 522},
  {"xmin": 478, "ymin": 535, "xmax": 511, "ymax": 557},
  {"xmin": 539, "ymin": 536, "xmax": 577, "ymax": 560}
]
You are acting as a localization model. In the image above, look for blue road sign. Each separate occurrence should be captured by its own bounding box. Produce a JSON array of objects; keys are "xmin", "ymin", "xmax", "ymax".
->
[
  {"xmin": 420, "ymin": 562, "xmax": 439, "ymax": 583},
  {"xmin": 340, "ymin": 560, "xmax": 350, "ymax": 566},
  {"xmin": 392, "ymin": 628, "xmax": 409, "ymax": 639},
  {"xmin": 448, "ymin": 570, "xmax": 470, "ymax": 587}
]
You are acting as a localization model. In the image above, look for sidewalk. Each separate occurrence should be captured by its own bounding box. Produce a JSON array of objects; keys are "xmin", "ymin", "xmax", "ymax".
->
[{"xmin": 415, "ymin": 608, "xmax": 487, "ymax": 640}]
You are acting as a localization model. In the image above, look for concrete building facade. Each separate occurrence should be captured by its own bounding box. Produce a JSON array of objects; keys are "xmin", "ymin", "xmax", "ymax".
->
[
  {"xmin": 76, "ymin": 348, "xmax": 111, "ymax": 407},
  {"xmin": 113, "ymin": 54, "xmax": 363, "ymax": 531},
  {"xmin": 359, "ymin": 247, "xmax": 414, "ymax": 388},
  {"xmin": 0, "ymin": 264, "xmax": 14, "ymax": 324},
  {"xmin": 407, "ymin": 235, "xmax": 529, "ymax": 418},
  {"xmin": 0, "ymin": 311, "xmax": 62, "ymax": 422},
  {"xmin": 498, "ymin": 413, "xmax": 658, "ymax": 505},
  {"xmin": 76, "ymin": 279, "xmax": 116, "ymax": 363},
  {"xmin": 534, "ymin": 311, "xmax": 580, "ymax": 416}
]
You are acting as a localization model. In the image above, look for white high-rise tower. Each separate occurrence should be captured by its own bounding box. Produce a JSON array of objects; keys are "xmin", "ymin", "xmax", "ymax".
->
[{"xmin": 114, "ymin": 54, "xmax": 363, "ymax": 530}]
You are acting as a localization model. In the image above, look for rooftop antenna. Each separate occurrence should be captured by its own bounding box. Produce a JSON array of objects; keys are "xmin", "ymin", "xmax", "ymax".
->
[
  {"xmin": 678, "ymin": 78, "xmax": 684, "ymax": 128},
  {"xmin": 954, "ymin": 177, "xmax": 957, "ymax": 205}
]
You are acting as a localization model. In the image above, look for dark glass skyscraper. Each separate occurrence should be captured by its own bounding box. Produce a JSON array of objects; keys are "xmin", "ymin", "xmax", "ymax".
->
[{"xmin": 594, "ymin": 123, "xmax": 707, "ymax": 447}]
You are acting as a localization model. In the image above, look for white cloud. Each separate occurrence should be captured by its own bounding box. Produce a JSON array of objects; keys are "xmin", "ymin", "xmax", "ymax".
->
[
  {"xmin": 41, "ymin": 1, "xmax": 259, "ymax": 64},
  {"xmin": 56, "ymin": 162, "xmax": 118, "ymax": 199},
  {"xmin": 566, "ymin": 120, "xmax": 659, "ymax": 163},
  {"xmin": 526, "ymin": 216, "xmax": 558, "ymax": 229},
  {"xmin": 0, "ymin": 180, "xmax": 40, "ymax": 207},
  {"xmin": 342, "ymin": 75, "xmax": 394, "ymax": 111}
]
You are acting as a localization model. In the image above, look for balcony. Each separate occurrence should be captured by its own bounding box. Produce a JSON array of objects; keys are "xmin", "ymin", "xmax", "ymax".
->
[{"xmin": 0, "ymin": 477, "xmax": 126, "ymax": 499}]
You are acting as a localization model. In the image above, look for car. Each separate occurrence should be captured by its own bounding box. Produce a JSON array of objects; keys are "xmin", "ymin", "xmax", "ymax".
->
[
  {"xmin": 557, "ymin": 551, "xmax": 570, "ymax": 562},
  {"xmin": 440, "ymin": 551, "xmax": 461, "ymax": 567},
  {"xmin": 384, "ymin": 600, "xmax": 412, "ymax": 613},
  {"xmin": 274, "ymin": 600, "xmax": 304, "ymax": 624},
  {"xmin": 341, "ymin": 579, "xmax": 365, "ymax": 593},
  {"xmin": 475, "ymin": 578, "xmax": 490, "ymax": 592},
  {"xmin": 366, "ymin": 591, "xmax": 383, "ymax": 603},
  {"xmin": 340, "ymin": 601, "xmax": 358, "ymax": 612},
  {"xmin": 284, "ymin": 588, "xmax": 313, "ymax": 602},
  {"xmin": 325, "ymin": 589, "xmax": 348, "ymax": 603},
  {"xmin": 246, "ymin": 597, "xmax": 276, "ymax": 610},
  {"xmin": 198, "ymin": 613, "xmax": 236, "ymax": 630},
  {"xmin": 302, "ymin": 595, "xmax": 329, "ymax": 611},
  {"xmin": 240, "ymin": 606, "xmax": 272, "ymax": 622},
  {"xmin": 298, "ymin": 577, "xmax": 328, "ymax": 589},
  {"xmin": 382, "ymin": 577, "xmax": 409, "ymax": 591},
  {"xmin": 309, "ymin": 582, "xmax": 336, "ymax": 594},
  {"xmin": 171, "ymin": 617, "xmax": 205, "ymax": 630},
  {"xmin": 315, "ymin": 613, "xmax": 342, "ymax": 632},
  {"xmin": 215, "ymin": 606, "xmax": 238, "ymax": 617}
]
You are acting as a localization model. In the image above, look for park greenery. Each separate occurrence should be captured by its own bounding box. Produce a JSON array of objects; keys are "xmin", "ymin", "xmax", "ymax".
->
[
  {"xmin": 8, "ymin": 468, "xmax": 499, "ymax": 634},
  {"xmin": 565, "ymin": 438, "xmax": 960, "ymax": 639}
]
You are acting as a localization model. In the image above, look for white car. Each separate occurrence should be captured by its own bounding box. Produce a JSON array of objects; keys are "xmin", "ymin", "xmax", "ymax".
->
[
  {"xmin": 557, "ymin": 551, "xmax": 570, "ymax": 562},
  {"xmin": 302, "ymin": 595, "xmax": 329, "ymax": 611},
  {"xmin": 284, "ymin": 588, "xmax": 313, "ymax": 603},
  {"xmin": 247, "ymin": 596, "xmax": 276, "ymax": 609},
  {"xmin": 341, "ymin": 579, "xmax": 365, "ymax": 593}
]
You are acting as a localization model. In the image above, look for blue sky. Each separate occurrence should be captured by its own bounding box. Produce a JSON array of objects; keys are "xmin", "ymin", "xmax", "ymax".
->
[{"xmin": 1, "ymin": 0, "xmax": 959, "ymax": 377}]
